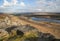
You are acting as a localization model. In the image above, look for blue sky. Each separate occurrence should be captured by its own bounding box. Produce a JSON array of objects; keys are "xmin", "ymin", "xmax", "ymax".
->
[{"xmin": 0, "ymin": 0, "xmax": 60, "ymax": 13}]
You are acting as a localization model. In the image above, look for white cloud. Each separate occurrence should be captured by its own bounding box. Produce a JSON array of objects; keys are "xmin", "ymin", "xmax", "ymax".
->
[
  {"xmin": 0, "ymin": 0, "xmax": 26, "ymax": 13},
  {"xmin": 0, "ymin": 0, "xmax": 25, "ymax": 8},
  {"xmin": 0, "ymin": 0, "xmax": 18, "ymax": 7},
  {"xmin": 36, "ymin": 9, "xmax": 42, "ymax": 11},
  {"xmin": 0, "ymin": 0, "xmax": 11, "ymax": 8},
  {"xmin": 35, "ymin": 0, "xmax": 60, "ymax": 12},
  {"xmin": 0, "ymin": 0, "xmax": 60, "ymax": 12},
  {"xmin": 3, "ymin": 0, "xmax": 10, "ymax": 6},
  {"xmin": 20, "ymin": 2, "xmax": 26, "ymax": 7},
  {"xmin": 12, "ymin": 0, "xmax": 18, "ymax": 5}
]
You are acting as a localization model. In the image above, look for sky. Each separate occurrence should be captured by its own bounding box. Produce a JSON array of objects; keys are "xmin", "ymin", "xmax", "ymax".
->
[{"xmin": 0, "ymin": 0, "xmax": 60, "ymax": 13}]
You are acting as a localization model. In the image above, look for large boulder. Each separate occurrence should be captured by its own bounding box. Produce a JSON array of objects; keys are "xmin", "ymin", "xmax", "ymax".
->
[
  {"xmin": 0, "ymin": 29, "xmax": 9, "ymax": 40},
  {"xmin": 0, "ymin": 14, "xmax": 21, "ymax": 29}
]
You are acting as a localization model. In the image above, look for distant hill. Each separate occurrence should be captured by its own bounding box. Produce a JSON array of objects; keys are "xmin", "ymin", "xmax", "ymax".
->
[{"xmin": 0, "ymin": 12, "xmax": 60, "ymax": 16}]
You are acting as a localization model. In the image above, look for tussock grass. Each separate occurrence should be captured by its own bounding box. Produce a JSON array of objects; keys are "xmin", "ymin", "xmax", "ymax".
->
[{"xmin": 7, "ymin": 30, "xmax": 39, "ymax": 41}]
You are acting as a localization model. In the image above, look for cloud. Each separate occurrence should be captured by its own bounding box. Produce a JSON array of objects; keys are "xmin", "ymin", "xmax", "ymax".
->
[
  {"xmin": 11, "ymin": 0, "xmax": 18, "ymax": 5},
  {"xmin": 0, "ymin": 0, "xmax": 26, "ymax": 13},
  {"xmin": 3, "ymin": 0, "xmax": 10, "ymax": 6},
  {"xmin": 0, "ymin": 0, "xmax": 26, "ymax": 7},
  {"xmin": 0, "ymin": 0, "xmax": 60, "ymax": 13},
  {"xmin": 20, "ymin": 2, "xmax": 26, "ymax": 7},
  {"xmin": 35, "ymin": 0, "xmax": 60, "ymax": 12},
  {"xmin": 0, "ymin": 0, "xmax": 10, "ymax": 7}
]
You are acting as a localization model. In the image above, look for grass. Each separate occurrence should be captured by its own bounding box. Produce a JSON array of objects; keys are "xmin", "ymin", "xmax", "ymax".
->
[{"xmin": 0, "ymin": 29, "xmax": 39, "ymax": 41}]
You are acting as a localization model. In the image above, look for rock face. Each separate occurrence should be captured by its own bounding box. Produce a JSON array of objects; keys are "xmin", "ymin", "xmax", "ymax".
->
[
  {"xmin": 0, "ymin": 14, "xmax": 22, "ymax": 40},
  {"xmin": 0, "ymin": 14, "xmax": 21, "ymax": 29},
  {"xmin": 0, "ymin": 29, "xmax": 9, "ymax": 40}
]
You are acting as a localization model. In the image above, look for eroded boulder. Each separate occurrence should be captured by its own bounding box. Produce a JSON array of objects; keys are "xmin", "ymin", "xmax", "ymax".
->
[{"xmin": 0, "ymin": 29, "xmax": 9, "ymax": 40}]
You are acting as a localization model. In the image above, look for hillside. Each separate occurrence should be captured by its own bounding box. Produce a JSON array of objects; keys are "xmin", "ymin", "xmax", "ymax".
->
[{"xmin": 0, "ymin": 14, "xmax": 60, "ymax": 41}]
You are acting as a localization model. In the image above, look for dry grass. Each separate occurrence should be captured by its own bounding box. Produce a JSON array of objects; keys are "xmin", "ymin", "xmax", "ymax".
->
[{"xmin": 0, "ymin": 29, "xmax": 39, "ymax": 41}]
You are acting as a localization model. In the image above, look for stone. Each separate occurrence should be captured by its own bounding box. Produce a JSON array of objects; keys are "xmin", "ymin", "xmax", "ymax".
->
[{"xmin": 0, "ymin": 29, "xmax": 9, "ymax": 40}]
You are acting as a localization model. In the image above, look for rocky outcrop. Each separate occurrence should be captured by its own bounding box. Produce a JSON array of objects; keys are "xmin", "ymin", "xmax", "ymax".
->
[
  {"xmin": 0, "ymin": 14, "xmax": 21, "ymax": 29},
  {"xmin": 0, "ymin": 29, "xmax": 9, "ymax": 41},
  {"xmin": 0, "ymin": 14, "xmax": 22, "ymax": 41}
]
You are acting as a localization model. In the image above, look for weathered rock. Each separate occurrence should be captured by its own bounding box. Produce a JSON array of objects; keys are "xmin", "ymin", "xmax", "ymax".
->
[
  {"xmin": 0, "ymin": 14, "xmax": 21, "ymax": 29},
  {"xmin": 16, "ymin": 25, "xmax": 38, "ymax": 33},
  {"xmin": 0, "ymin": 29, "xmax": 9, "ymax": 40}
]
